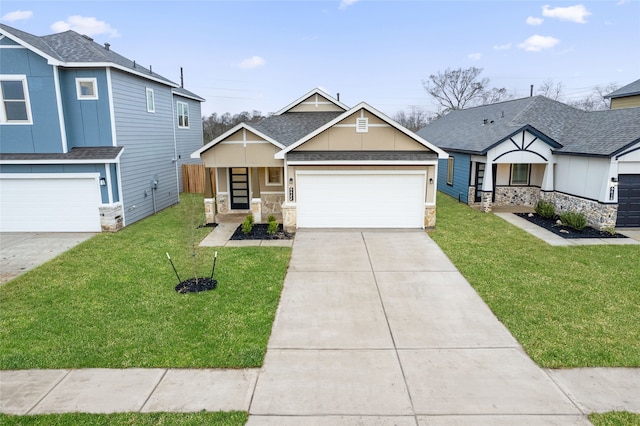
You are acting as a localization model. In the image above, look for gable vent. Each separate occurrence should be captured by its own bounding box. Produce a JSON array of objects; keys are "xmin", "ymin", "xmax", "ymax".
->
[{"xmin": 356, "ymin": 117, "xmax": 368, "ymax": 133}]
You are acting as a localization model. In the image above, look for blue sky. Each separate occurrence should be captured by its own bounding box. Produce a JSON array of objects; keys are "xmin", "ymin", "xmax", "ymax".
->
[{"xmin": 2, "ymin": 0, "xmax": 639, "ymax": 117}]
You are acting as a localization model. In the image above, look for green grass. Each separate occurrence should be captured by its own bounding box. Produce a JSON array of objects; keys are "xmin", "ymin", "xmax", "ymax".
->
[
  {"xmin": 0, "ymin": 411, "xmax": 247, "ymax": 425},
  {"xmin": 0, "ymin": 194, "xmax": 291, "ymax": 369},
  {"xmin": 430, "ymin": 192, "xmax": 640, "ymax": 368},
  {"xmin": 590, "ymin": 412, "xmax": 640, "ymax": 426}
]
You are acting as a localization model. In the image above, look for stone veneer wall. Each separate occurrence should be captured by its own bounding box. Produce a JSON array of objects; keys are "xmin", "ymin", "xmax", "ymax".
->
[
  {"xmin": 216, "ymin": 194, "xmax": 229, "ymax": 214},
  {"xmin": 494, "ymin": 186, "xmax": 541, "ymax": 207},
  {"xmin": 282, "ymin": 204, "xmax": 297, "ymax": 233},
  {"xmin": 540, "ymin": 192, "xmax": 618, "ymax": 230},
  {"xmin": 99, "ymin": 204, "xmax": 123, "ymax": 232},
  {"xmin": 262, "ymin": 194, "xmax": 285, "ymax": 215},
  {"xmin": 204, "ymin": 198, "xmax": 216, "ymax": 224},
  {"xmin": 424, "ymin": 206, "xmax": 436, "ymax": 228}
]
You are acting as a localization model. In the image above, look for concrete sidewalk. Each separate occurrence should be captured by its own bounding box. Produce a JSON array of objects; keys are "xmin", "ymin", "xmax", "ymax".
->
[{"xmin": 1, "ymin": 230, "xmax": 638, "ymax": 423}]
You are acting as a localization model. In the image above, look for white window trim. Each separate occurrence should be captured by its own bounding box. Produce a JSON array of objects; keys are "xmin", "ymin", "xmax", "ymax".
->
[
  {"xmin": 76, "ymin": 78, "xmax": 98, "ymax": 100},
  {"xmin": 146, "ymin": 88, "xmax": 155, "ymax": 113},
  {"xmin": 446, "ymin": 157, "xmax": 454, "ymax": 186},
  {"xmin": 177, "ymin": 101, "xmax": 189, "ymax": 128},
  {"xmin": 265, "ymin": 167, "xmax": 283, "ymax": 186},
  {"xmin": 0, "ymin": 74, "xmax": 33, "ymax": 125}
]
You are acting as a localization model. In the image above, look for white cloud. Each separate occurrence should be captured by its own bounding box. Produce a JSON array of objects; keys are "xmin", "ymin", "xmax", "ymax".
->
[
  {"xmin": 339, "ymin": 0, "xmax": 359, "ymax": 10},
  {"xmin": 617, "ymin": 0, "xmax": 629, "ymax": 5},
  {"xmin": 1, "ymin": 10, "xmax": 33, "ymax": 22},
  {"xmin": 526, "ymin": 16, "xmax": 544, "ymax": 26},
  {"xmin": 51, "ymin": 15, "xmax": 120, "ymax": 37},
  {"xmin": 542, "ymin": 4, "xmax": 591, "ymax": 24},
  {"xmin": 468, "ymin": 52, "xmax": 482, "ymax": 61},
  {"xmin": 518, "ymin": 34, "xmax": 560, "ymax": 52},
  {"xmin": 494, "ymin": 43, "xmax": 512, "ymax": 51},
  {"xmin": 239, "ymin": 56, "xmax": 265, "ymax": 69}
]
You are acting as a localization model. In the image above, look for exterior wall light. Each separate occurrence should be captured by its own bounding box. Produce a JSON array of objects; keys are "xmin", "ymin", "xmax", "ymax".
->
[{"xmin": 99, "ymin": 177, "xmax": 106, "ymax": 186}]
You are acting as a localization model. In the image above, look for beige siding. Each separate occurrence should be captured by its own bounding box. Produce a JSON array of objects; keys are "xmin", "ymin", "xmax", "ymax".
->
[
  {"xmin": 258, "ymin": 167, "xmax": 285, "ymax": 193},
  {"xmin": 200, "ymin": 129, "xmax": 283, "ymax": 168},
  {"xmin": 611, "ymin": 95, "xmax": 640, "ymax": 109},
  {"xmin": 287, "ymin": 94, "xmax": 345, "ymax": 112}
]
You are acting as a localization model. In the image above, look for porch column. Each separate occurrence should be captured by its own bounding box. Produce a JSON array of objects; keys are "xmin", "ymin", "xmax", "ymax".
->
[
  {"xmin": 203, "ymin": 167, "xmax": 216, "ymax": 224},
  {"xmin": 541, "ymin": 160, "xmax": 554, "ymax": 202},
  {"xmin": 250, "ymin": 167, "xmax": 262, "ymax": 222},
  {"xmin": 480, "ymin": 158, "xmax": 494, "ymax": 212}
]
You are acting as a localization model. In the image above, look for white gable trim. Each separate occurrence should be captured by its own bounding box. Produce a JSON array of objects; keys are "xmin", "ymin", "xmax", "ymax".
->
[
  {"xmin": 191, "ymin": 122, "xmax": 285, "ymax": 158},
  {"xmin": 275, "ymin": 102, "xmax": 449, "ymax": 159},
  {"xmin": 274, "ymin": 87, "xmax": 348, "ymax": 115}
]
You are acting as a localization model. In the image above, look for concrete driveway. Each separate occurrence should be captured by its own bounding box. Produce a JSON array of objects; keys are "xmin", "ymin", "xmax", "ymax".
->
[
  {"xmin": 248, "ymin": 230, "xmax": 588, "ymax": 424},
  {"xmin": 0, "ymin": 233, "xmax": 95, "ymax": 284}
]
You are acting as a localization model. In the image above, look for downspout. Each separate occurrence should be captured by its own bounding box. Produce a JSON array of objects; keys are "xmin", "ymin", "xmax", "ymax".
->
[{"xmin": 171, "ymin": 92, "xmax": 180, "ymax": 203}]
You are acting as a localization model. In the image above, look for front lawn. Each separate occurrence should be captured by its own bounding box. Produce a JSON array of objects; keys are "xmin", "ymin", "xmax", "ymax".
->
[
  {"xmin": 0, "ymin": 412, "xmax": 247, "ymax": 425},
  {"xmin": 0, "ymin": 194, "xmax": 291, "ymax": 369},
  {"xmin": 430, "ymin": 192, "xmax": 640, "ymax": 368},
  {"xmin": 590, "ymin": 412, "xmax": 640, "ymax": 425}
]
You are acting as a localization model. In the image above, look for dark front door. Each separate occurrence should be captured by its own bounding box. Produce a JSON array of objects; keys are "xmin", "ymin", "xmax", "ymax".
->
[
  {"xmin": 229, "ymin": 168, "xmax": 250, "ymax": 210},
  {"xmin": 474, "ymin": 163, "xmax": 485, "ymax": 202}
]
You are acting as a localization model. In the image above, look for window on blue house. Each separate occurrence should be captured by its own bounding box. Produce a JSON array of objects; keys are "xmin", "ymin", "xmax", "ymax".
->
[
  {"xmin": 446, "ymin": 157, "xmax": 454, "ymax": 185},
  {"xmin": 0, "ymin": 76, "xmax": 32, "ymax": 124},
  {"xmin": 177, "ymin": 101, "xmax": 189, "ymax": 128},
  {"xmin": 146, "ymin": 88, "xmax": 155, "ymax": 113},
  {"xmin": 76, "ymin": 78, "xmax": 98, "ymax": 100}
]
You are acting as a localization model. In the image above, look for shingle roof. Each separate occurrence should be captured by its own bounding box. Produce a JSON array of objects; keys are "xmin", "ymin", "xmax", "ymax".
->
[
  {"xmin": 0, "ymin": 24, "xmax": 177, "ymax": 87},
  {"xmin": 417, "ymin": 96, "xmax": 640, "ymax": 157},
  {"xmin": 0, "ymin": 146, "xmax": 123, "ymax": 162},
  {"xmin": 604, "ymin": 78, "xmax": 640, "ymax": 99},
  {"xmin": 251, "ymin": 112, "xmax": 343, "ymax": 147}
]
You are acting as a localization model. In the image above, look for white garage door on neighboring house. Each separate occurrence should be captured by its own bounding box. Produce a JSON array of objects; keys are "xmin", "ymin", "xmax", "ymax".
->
[
  {"xmin": 296, "ymin": 171, "xmax": 426, "ymax": 228},
  {"xmin": 0, "ymin": 174, "xmax": 102, "ymax": 232}
]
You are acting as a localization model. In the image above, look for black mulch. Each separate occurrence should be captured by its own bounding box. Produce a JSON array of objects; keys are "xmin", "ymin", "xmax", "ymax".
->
[
  {"xmin": 515, "ymin": 213, "xmax": 626, "ymax": 239},
  {"xmin": 230, "ymin": 223, "xmax": 294, "ymax": 240},
  {"xmin": 175, "ymin": 277, "xmax": 217, "ymax": 293}
]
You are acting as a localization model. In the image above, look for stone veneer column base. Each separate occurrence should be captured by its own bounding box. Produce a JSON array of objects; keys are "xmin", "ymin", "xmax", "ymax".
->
[
  {"xmin": 204, "ymin": 198, "xmax": 216, "ymax": 224},
  {"xmin": 251, "ymin": 198, "xmax": 262, "ymax": 223},
  {"xmin": 480, "ymin": 192, "xmax": 493, "ymax": 212},
  {"xmin": 281, "ymin": 204, "xmax": 297, "ymax": 233},
  {"xmin": 424, "ymin": 205, "xmax": 436, "ymax": 228},
  {"xmin": 99, "ymin": 203, "xmax": 123, "ymax": 232}
]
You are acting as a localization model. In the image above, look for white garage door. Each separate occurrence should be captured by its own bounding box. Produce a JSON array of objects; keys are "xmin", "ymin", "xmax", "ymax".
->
[
  {"xmin": 296, "ymin": 171, "xmax": 426, "ymax": 228},
  {"xmin": 0, "ymin": 174, "xmax": 101, "ymax": 232}
]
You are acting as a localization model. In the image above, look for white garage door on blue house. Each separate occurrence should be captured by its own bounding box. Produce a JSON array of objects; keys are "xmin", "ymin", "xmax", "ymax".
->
[{"xmin": 0, "ymin": 174, "xmax": 102, "ymax": 232}]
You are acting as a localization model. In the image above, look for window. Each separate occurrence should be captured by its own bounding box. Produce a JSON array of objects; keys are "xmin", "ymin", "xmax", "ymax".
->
[
  {"xmin": 266, "ymin": 167, "xmax": 282, "ymax": 186},
  {"xmin": 146, "ymin": 88, "xmax": 155, "ymax": 113},
  {"xmin": 76, "ymin": 78, "xmax": 98, "ymax": 100},
  {"xmin": 177, "ymin": 101, "xmax": 189, "ymax": 128},
  {"xmin": 0, "ymin": 76, "xmax": 32, "ymax": 124},
  {"xmin": 446, "ymin": 157, "xmax": 454, "ymax": 185},
  {"xmin": 511, "ymin": 164, "xmax": 530, "ymax": 185}
]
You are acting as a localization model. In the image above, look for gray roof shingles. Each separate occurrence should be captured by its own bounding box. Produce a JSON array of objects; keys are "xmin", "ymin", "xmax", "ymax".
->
[
  {"xmin": 251, "ymin": 112, "xmax": 343, "ymax": 147},
  {"xmin": 417, "ymin": 96, "xmax": 640, "ymax": 157},
  {"xmin": 604, "ymin": 78, "xmax": 640, "ymax": 99},
  {"xmin": 0, "ymin": 146, "xmax": 124, "ymax": 161}
]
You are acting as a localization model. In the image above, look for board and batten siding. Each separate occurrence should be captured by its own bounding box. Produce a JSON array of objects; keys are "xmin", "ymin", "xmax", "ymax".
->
[
  {"xmin": 174, "ymin": 94, "xmax": 204, "ymax": 191},
  {"xmin": 0, "ymin": 39, "xmax": 64, "ymax": 153},
  {"xmin": 110, "ymin": 69, "xmax": 179, "ymax": 225},
  {"xmin": 437, "ymin": 153, "xmax": 471, "ymax": 203}
]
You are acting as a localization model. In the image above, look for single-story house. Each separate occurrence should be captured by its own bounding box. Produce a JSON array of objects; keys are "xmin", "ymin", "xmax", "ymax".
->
[
  {"xmin": 191, "ymin": 88, "xmax": 448, "ymax": 231},
  {"xmin": 416, "ymin": 95, "xmax": 640, "ymax": 229}
]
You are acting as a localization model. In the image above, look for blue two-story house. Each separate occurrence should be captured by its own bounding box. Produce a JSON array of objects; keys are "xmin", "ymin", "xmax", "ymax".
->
[{"xmin": 0, "ymin": 24, "xmax": 204, "ymax": 232}]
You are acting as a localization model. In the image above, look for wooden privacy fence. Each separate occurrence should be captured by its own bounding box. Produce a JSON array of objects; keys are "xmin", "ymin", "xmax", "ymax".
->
[{"xmin": 182, "ymin": 164, "xmax": 215, "ymax": 194}]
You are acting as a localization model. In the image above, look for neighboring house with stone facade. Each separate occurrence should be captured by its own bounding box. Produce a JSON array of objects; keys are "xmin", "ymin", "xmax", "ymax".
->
[
  {"xmin": 417, "ymin": 95, "xmax": 640, "ymax": 229},
  {"xmin": 604, "ymin": 78, "xmax": 640, "ymax": 110},
  {"xmin": 192, "ymin": 88, "xmax": 448, "ymax": 231},
  {"xmin": 0, "ymin": 24, "xmax": 204, "ymax": 232}
]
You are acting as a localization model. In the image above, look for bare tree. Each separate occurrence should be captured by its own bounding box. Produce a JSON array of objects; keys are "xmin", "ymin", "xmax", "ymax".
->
[
  {"xmin": 393, "ymin": 106, "xmax": 434, "ymax": 131},
  {"xmin": 537, "ymin": 79, "xmax": 564, "ymax": 100},
  {"xmin": 422, "ymin": 67, "xmax": 509, "ymax": 115},
  {"xmin": 567, "ymin": 83, "xmax": 619, "ymax": 111}
]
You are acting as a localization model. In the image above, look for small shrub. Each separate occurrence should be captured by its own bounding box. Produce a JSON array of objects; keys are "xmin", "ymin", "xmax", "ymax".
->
[
  {"xmin": 242, "ymin": 215, "xmax": 254, "ymax": 235},
  {"xmin": 603, "ymin": 227, "xmax": 616, "ymax": 236},
  {"xmin": 560, "ymin": 211, "xmax": 587, "ymax": 231},
  {"xmin": 267, "ymin": 215, "xmax": 276, "ymax": 223},
  {"xmin": 267, "ymin": 220, "xmax": 279, "ymax": 235},
  {"xmin": 535, "ymin": 200, "xmax": 555, "ymax": 219}
]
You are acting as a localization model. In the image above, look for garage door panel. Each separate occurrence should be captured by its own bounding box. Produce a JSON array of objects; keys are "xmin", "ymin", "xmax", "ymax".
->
[
  {"xmin": 0, "ymin": 176, "xmax": 101, "ymax": 232},
  {"xmin": 616, "ymin": 174, "xmax": 640, "ymax": 227},
  {"xmin": 296, "ymin": 172, "xmax": 425, "ymax": 228}
]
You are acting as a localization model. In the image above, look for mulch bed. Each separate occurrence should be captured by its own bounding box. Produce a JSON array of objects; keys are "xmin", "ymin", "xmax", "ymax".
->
[
  {"xmin": 515, "ymin": 213, "xmax": 627, "ymax": 239},
  {"xmin": 175, "ymin": 277, "xmax": 217, "ymax": 293},
  {"xmin": 230, "ymin": 223, "xmax": 294, "ymax": 240}
]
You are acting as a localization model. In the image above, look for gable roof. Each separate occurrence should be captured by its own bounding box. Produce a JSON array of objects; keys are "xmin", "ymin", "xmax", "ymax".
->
[
  {"xmin": 275, "ymin": 102, "xmax": 448, "ymax": 159},
  {"xmin": 0, "ymin": 23, "xmax": 181, "ymax": 89},
  {"xmin": 274, "ymin": 88, "xmax": 348, "ymax": 115},
  {"xmin": 604, "ymin": 78, "xmax": 640, "ymax": 99},
  {"xmin": 417, "ymin": 96, "xmax": 640, "ymax": 158}
]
